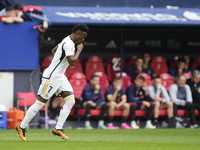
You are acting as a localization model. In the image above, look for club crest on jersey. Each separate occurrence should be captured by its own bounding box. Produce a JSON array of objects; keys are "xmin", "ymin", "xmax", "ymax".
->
[
  {"xmin": 139, "ymin": 92, "xmax": 143, "ymax": 95},
  {"xmin": 45, "ymin": 93, "xmax": 49, "ymax": 97}
]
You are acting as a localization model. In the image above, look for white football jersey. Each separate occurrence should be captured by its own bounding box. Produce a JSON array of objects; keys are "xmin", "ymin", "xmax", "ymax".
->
[{"xmin": 43, "ymin": 36, "xmax": 75, "ymax": 79}]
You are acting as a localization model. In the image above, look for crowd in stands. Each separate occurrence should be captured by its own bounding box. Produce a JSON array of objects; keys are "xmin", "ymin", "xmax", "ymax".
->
[
  {"xmin": 0, "ymin": 4, "xmax": 24, "ymax": 24},
  {"xmin": 41, "ymin": 54, "xmax": 200, "ymax": 129}
]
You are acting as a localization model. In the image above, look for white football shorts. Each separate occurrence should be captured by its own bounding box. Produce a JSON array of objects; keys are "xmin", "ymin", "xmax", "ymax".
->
[{"xmin": 37, "ymin": 75, "xmax": 73, "ymax": 100}]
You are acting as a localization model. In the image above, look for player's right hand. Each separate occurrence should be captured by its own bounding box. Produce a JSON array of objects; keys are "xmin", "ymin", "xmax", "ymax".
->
[{"xmin": 77, "ymin": 43, "xmax": 83, "ymax": 51}]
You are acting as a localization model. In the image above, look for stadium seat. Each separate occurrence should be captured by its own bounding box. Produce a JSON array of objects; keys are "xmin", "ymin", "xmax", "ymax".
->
[
  {"xmin": 192, "ymin": 56, "xmax": 200, "ymax": 69},
  {"xmin": 115, "ymin": 72, "xmax": 132, "ymax": 90},
  {"xmin": 94, "ymin": 72, "xmax": 109, "ymax": 96},
  {"xmin": 183, "ymin": 72, "xmax": 192, "ymax": 79},
  {"xmin": 135, "ymin": 73, "xmax": 152, "ymax": 86},
  {"xmin": 65, "ymin": 59, "xmax": 83, "ymax": 79},
  {"xmin": 127, "ymin": 56, "xmax": 137, "ymax": 66},
  {"xmin": 85, "ymin": 62, "xmax": 105, "ymax": 81},
  {"xmin": 160, "ymin": 73, "xmax": 173, "ymax": 90},
  {"xmin": 17, "ymin": 92, "xmax": 48, "ymax": 129},
  {"xmin": 150, "ymin": 62, "xmax": 168, "ymax": 75},
  {"xmin": 151, "ymin": 56, "xmax": 166, "ymax": 63},
  {"xmin": 105, "ymin": 56, "xmax": 126, "ymax": 81},
  {"xmin": 69, "ymin": 72, "xmax": 87, "ymax": 99},
  {"xmin": 41, "ymin": 55, "xmax": 53, "ymax": 68},
  {"xmin": 87, "ymin": 55, "xmax": 103, "ymax": 63}
]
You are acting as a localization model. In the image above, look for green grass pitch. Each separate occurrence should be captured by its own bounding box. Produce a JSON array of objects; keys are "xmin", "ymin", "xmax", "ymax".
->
[{"xmin": 0, "ymin": 129, "xmax": 200, "ymax": 150}]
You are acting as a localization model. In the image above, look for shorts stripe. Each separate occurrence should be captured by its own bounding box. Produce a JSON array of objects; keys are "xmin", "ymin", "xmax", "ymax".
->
[
  {"xmin": 41, "ymin": 79, "xmax": 51, "ymax": 95},
  {"xmin": 36, "ymin": 100, "xmax": 45, "ymax": 107}
]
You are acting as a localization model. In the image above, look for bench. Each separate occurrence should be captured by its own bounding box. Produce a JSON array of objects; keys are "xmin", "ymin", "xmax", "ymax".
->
[{"xmin": 77, "ymin": 109, "xmax": 200, "ymax": 117}]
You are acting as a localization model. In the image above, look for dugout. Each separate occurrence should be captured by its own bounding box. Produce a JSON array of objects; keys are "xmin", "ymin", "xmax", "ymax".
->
[{"xmin": 0, "ymin": 3, "xmax": 200, "ymax": 109}]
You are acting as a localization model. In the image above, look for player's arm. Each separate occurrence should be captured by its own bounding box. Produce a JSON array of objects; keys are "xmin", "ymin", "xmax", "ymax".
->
[
  {"xmin": 51, "ymin": 46, "xmax": 58, "ymax": 57},
  {"xmin": 107, "ymin": 90, "xmax": 118, "ymax": 102},
  {"xmin": 67, "ymin": 44, "xmax": 83, "ymax": 66},
  {"xmin": 116, "ymin": 95, "xmax": 126, "ymax": 108}
]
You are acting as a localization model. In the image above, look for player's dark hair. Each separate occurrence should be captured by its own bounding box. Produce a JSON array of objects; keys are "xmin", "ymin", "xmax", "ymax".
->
[
  {"xmin": 114, "ymin": 77, "xmax": 122, "ymax": 81},
  {"xmin": 72, "ymin": 23, "xmax": 89, "ymax": 34},
  {"xmin": 138, "ymin": 76, "xmax": 145, "ymax": 82},
  {"xmin": 178, "ymin": 58, "xmax": 186, "ymax": 64},
  {"xmin": 6, "ymin": 5, "xmax": 15, "ymax": 12},
  {"xmin": 136, "ymin": 56, "xmax": 143, "ymax": 61},
  {"xmin": 90, "ymin": 74, "xmax": 99, "ymax": 80},
  {"xmin": 14, "ymin": 3, "xmax": 23, "ymax": 11},
  {"xmin": 153, "ymin": 76, "xmax": 162, "ymax": 80}
]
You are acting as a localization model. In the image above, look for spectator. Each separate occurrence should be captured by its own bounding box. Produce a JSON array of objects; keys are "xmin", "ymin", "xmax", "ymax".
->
[
  {"xmin": 0, "ymin": 5, "xmax": 23, "ymax": 24},
  {"xmin": 168, "ymin": 75, "xmax": 198, "ymax": 128},
  {"xmin": 143, "ymin": 53, "xmax": 156, "ymax": 78},
  {"xmin": 183, "ymin": 55, "xmax": 193, "ymax": 73},
  {"xmin": 106, "ymin": 77, "xmax": 132, "ymax": 129},
  {"xmin": 14, "ymin": 3, "xmax": 24, "ymax": 19},
  {"xmin": 186, "ymin": 70, "xmax": 200, "ymax": 115},
  {"xmin": 169, "ymin": 58, "xmax": 188, "ymax": 82},
  {"xmin": 127, "ymin": 76, "xmax": 156, "ymax": 129},
  {"xmin": 148, "ymin": 76, "xmax": 174, "ymax": 128},
  {"xmin": 82, "ymin": 74, "xmax": 107, "ymax": 129},
  {"xmin": 126, "ymin": 56, "xmax": 154, "ymax": 81}
]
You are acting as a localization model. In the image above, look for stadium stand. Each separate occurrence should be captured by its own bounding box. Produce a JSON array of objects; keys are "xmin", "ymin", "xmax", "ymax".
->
[
  {"xmin": 182, "ymin": 72, "xmax": 192, "ymax": 79},
  {"xmin": 41, "ymin": 55, "xmax": 53, "ymax": 68},
  {"xmin": 127, "ymin": 56, "xmax": 137, "ymax": 66}
]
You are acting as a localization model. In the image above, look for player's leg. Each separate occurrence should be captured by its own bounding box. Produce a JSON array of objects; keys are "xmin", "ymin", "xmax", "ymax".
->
[
  {"xmin": 141, "ymin": 103, "xmax": 155, "ymax": 129},
  {"xmin": 53, "ymin": 77, "xmax": 75, "ymax": 139},
  {"xmin": 16, "ymin": 78, "xmax": 58, "ymax": 141},
  {"xmin": 160, "ymin": 101, "xmax": 175, "ymax": 128},
  {"xmin": 96, "ymin": 102, "xmax": 108, "ymax": 129},
  {"xmin": 107, "ymin": 101, "xmax": 117, "ymax": 129},
  {"xmin": 152, "ymin": 101, "xmax": 160, "ymax": 127},
  {"xmin": 184, "ymin": 103, "xmax": 196, "ymax": 128},
  {"xmin": 83, "ymin": 101, "xmax": 93, "ymax": 129},
  {"xmin": 129, "ymin": 103, "xmax": 139, "ymax": 129},
  {"xmin": 120, "ymin": 103, "xmax": 131, "ymax": 129}
]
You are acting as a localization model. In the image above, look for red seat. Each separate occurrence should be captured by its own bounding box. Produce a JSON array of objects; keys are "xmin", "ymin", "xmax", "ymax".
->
[
  {"xmin": 170, "ymin": 56, "xmax": 181, "ymax": 68},
  {"xmin": 105, "ymin": 56, "xmax": 126, "ymax": 81},
  {"xmin": 69, "ymin": 72, "xmax": 87, "ymax": 99},
  {"xmin": 85, "ymin": 62, "xmax": 105, "ymax": 81},
  {"xmin": 41, "ymin": 55, "xmax": 53, "ymax": 68},
  {"xmin": 160, "ymin": 73, "xmax": 173, "ymax": 90},
  {"xmin": 17, "ymin": 92, "xmax": 48, "ymax": 129},
  {"xmin": 115, "ymin": 72, "xmax": 132, "ymax": 90},
  {"xmin": 135, "ymin": 73, "xmax": 152, "ymax": 86},
  {"xmin": 192, "ymin": 56, "xmax": 200, "ymax": 69},
  {"xmin": 150, "ymin": 63, "xmax": 168, "ymax": 75},
  {"xmin": 177, "ymin": 109, "xmax": 200, "ymax": 116},
  {"xmin": 87, "ymin": 55, "xmax": 103, "ymax": 63},
  {"xmin": 128, "ymin": 56, "xmax": 137, "ymax": 66},
  {"xmin": 183, "ymin": 72, "xmax": 192, "ymax": 79},
  {"xmin": 151, "ymin": 56, "xmax": 166, "ymax": 63},
  {"xmin": 65, "ymin": 59, "xmax": 83, "ymax": 79},
  {"xmin": 94, "ymin": 72, "xmax": 109, "ymax": 96}
]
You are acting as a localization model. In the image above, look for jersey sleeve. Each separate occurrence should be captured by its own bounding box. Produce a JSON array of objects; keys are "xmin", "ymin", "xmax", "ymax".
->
[{"xmin": 62, "ymin": 42, "xmax": 74, "ymax": 57}]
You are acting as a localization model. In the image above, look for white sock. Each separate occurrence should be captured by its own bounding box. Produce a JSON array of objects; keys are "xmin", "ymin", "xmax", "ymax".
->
[
  {"xmin": 146, "ymin": 120, "xmax": 151, "ymax": 124},
  {"xmin": 98, "ymin": 120, "xmax": 104, "ymax": 126},
  {"xmin": 131, "ymin": 121, "xmax": 136, "ymax": 126},
  {"xmin": 20, "ymin": 100, "xmax": 45, "ymax": 129},
  {"xmin": 55, "ymin": 100, "xmax": 75, "ymax": 129},
  {"xmin": 85, "ymin": 121, "xmax": 90, "ymax": 127}
]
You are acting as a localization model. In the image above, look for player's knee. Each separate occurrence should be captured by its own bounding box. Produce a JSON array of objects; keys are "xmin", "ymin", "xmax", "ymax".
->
[
  {"xmin": 154, "ymin": 101, "xmax": 160, "ymax": 108},
  {"xmin": 109, "ymin": 102, "xmax": 116, "ymax": 109},
  {"xmin": 124, "ymin": 103, "xmax": 130, "ymax": 110},
  {"xmin": 167, "ymin": 101, "xmax": 173, "ymax": 108}
]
